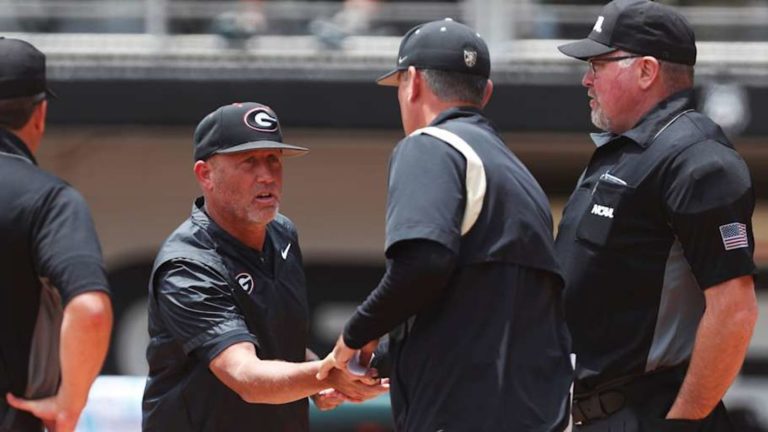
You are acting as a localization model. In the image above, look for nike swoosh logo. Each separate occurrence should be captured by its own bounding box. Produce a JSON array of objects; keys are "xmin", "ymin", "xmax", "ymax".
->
[
  {"xmin": 281, "ymin": 243, "xmax": 291, "ymax": 260},
  {"xmin": 398, "ymin": 55, "xmax": 408, "ymax": 64}
]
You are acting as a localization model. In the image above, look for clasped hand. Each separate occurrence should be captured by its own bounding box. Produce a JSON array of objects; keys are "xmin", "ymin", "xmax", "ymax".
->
[{"xmin": 312, "ymin": 336, "xmax": 386, "ymax": 411}]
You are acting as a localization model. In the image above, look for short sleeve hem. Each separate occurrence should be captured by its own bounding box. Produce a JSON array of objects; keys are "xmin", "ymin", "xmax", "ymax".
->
[
  {"xmin": 194, "ymin": 331, "xmax": 259, "ymax": 364},
  {"xmin": 52, "ymin": 256, "xmax": 110, "ymax": 304},
  {"xmin": 182, "ymin": 320, "xmax": 256, "ymax": 354},
  {"xmin": 696, "ymin": 265, "xmax": 757, "ymax": 291},
  {"xmin": 385, "ymin": 223, "xmax": 460, "ymax": 255}
]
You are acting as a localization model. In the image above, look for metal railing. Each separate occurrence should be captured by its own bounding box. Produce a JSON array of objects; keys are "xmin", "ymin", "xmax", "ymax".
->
[{"xmin": 0, "ymin": 0, "xmax": 765, "ymax": 41}]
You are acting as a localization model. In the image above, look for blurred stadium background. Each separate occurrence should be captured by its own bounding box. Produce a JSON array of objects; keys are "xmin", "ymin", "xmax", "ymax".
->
[{"xmin": 3, "ymin": 0, "xmax": 766, "ymax": 430}]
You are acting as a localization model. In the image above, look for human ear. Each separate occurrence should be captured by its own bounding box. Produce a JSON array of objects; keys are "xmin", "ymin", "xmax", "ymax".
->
[
  {"xmin": 193, "ymin": 160, "xmax": 214, "ymax": 191},
  {"xmin": 638, "ymin": 57, "xmax": 661, "ymax": 90},
  {"xmin": 481, "ymin": 79, "xmax": 494, "ymax": 108}
]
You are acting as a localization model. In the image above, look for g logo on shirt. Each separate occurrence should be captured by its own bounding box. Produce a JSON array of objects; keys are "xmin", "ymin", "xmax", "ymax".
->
[
  {"xmin": 236, "ymin": 273, "xmax": 254, "ymax": 294},
  {"xmin": 244, "ymin": 107, "xmax": 279, "ymax": 132}
]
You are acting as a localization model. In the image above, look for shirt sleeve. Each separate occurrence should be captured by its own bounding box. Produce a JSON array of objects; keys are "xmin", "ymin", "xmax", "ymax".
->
[
  {"xmin": 664, "ymin": 140, "xmax": 756, "ymax": 290},
  {"xmin": 32, "ymin": 185, "xmax": 109, "ymax": 305},
  {"xmin": 385, "ymin": 135, "xmax": 465, "ymax": 255},
  {"xmin": 343, "ymin": 239, "xmax": 456, "ymax": 349},
  {"xmin": 154, "ymin": 260, "xmax": 258, "ymax": 363}
]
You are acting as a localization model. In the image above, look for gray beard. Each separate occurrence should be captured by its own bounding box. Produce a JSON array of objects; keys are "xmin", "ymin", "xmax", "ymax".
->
[{"xmin": 591, "ymin": 107, "xmax": 611, "ymax": 132}]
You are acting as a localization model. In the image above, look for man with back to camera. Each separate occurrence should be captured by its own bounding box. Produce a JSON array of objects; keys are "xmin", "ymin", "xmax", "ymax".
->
[
  {"xmin": 317, "ymin": 19, "xmax": 573, "ymax": 431},
  {"xmin": 0, "ymin": 38, "xmax": 113, "ymax": 432},
  {"xmin": 142, "ymin": 102, "xmax": 388, "ymax": 432},
  {"xmin": 555, "ymin": 0, "xmax": 758, "ymax": 430}
]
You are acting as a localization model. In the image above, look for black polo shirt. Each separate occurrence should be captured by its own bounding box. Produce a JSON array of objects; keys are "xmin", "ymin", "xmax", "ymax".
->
[
  {"xmin": 0, "ymin": 129, "xmax": 109, "ymax": 430},
  {"xmin": 555, "ymin": 91, "xmax": 756, "ymax": 393},
  {"xmin": 384, "ymin": 107, "xmax": 572, "ymax": 431},
  {"xmin": 142, "ymin": 199, "xmax": 310, "ymax": 432}
]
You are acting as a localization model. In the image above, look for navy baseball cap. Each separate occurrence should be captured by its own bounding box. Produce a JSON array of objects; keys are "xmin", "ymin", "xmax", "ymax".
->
[
  {"xmin": 0, "ymin": 37, "xmax": 56, "ymax": 100},
  {"xmin": 558, "ymin": 0, "xmax": 696, "ymax": 66},
  {"xmin": 377, "ymin": 18, "xmax": 491, "ymax": 87},
  {"xmin": 193, "ymin": 102, "xmax": 308, "ymax": 161}
]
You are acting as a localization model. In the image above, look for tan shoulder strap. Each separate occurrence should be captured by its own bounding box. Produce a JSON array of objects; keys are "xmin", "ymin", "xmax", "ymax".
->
[{"xmin": 410, "ymin": 126, "xmax": 487, "ymax": 235}]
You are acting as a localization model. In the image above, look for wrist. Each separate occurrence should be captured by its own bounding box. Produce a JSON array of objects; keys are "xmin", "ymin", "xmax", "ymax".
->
[
  {"xmin": 56, "ymin": 387, "xmax": 88, "ymax": 413},
  {"xmin": 341, "ymin": 331, "xmax": 361, "ymax": 351},
  {"xmin": 666, "ymin": 402, "xmax": 709, "ymax": 420}
]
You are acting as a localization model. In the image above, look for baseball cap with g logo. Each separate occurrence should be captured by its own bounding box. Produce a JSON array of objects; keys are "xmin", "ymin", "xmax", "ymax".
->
[{"xmin": 193, "ymin": 102, "xmax": 308, "ymax": 161}]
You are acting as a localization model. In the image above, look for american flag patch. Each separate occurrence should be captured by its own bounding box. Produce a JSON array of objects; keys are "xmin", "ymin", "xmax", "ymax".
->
[{"xmin": 719, "ymin": 222, "xmax": 749, "ymax": 251}]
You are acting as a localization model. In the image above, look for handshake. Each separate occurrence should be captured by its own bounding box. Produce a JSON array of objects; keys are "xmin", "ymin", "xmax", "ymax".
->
[{"xmin": 312, "ymin": 336, "xmax": 388, "ymax": 411}]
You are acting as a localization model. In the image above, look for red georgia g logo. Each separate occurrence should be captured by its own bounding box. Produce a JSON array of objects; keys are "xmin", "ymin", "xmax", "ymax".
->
[{"xmin": 244, "ymin": 107, "xmax": 279, "ymax": 132}]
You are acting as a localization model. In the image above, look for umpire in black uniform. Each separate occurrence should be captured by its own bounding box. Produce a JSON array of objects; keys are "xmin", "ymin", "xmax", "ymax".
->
[
  {"xmin": 556, "ymin": 1, "xmax": 757, "ymax": 430},
  {"xmin": 318, "ymin": 19, "xmax": 573, "ymax": 431},
  {"xmin": 142, "ymin": 103, "xmax": 387, "ymax": 432},
  {"xmin": 0, "ymin": 38, "xmax": 113, "ymax": 432}
]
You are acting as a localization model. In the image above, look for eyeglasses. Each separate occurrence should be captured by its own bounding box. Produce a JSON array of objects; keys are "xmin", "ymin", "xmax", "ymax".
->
[{"xmin": 587, "ymin": 55, "xmax": 641, "ymax": 76}]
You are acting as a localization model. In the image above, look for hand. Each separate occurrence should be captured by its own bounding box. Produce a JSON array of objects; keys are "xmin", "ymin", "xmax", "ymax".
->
[
  {"xmin": 324, "ymin": 369, "xmax": 389, "ymax": 403},
  {"xmin": 316, "ymin": 335, "xmax": 357, "ymax": 380},
  {"xmin": 316, "ymin": 336, "xmax": 380, "ymax": 380},
  {"xmin": 6, "ymin": 393, "xmax": 83, "ymax": 432},
  {"xmin": 358, "ymin": 339, "xmax": 379, "ymax": 369},
  {"xmin": 311, "ymin": 388, "xmax": 347, "ymax": 411}
]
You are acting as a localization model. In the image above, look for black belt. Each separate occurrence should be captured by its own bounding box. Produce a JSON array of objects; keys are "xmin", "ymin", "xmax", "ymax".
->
[
  {"xmin": 572, "ymin": 390, "xmax": 625, "ymax": 424},
  {"xmin": 572, "ymin": 364, "xmax": 688, "ymax": 425}
]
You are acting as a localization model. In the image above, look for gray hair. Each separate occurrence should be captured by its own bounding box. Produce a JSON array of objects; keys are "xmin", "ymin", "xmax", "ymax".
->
[
  {"xmin": 618, "ymin": 51, "xmax": 694, "ymax": 92},
  {"xmin": 421, "ymin": 69, "xmax": 488, "ymax": 105},
  {"xmin": 660, "ymin": 61, "xmax": 694, "ymax": 92}
]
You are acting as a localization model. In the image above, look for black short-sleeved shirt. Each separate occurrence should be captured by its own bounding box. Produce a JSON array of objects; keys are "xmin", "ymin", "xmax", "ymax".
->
[
  {"xmin": 555, "ymin": 91, "xmax": 756, "ymax": 392},
  {"xmin": 0, "ymin": 129, "xmax": 109, "ymax": 429},
  {"xmin": 142, "ymin": 199, "xmax": 310, "ymax": 432},
  {"xmin": 385, "ymin": 107, "xmax": 572, "ymax": 431}
]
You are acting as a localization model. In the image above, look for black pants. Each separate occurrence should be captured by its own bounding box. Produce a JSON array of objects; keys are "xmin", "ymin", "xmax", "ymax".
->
[{"xmin": 574, "ymin": 367, "xmax": 733, "ymax": 432}]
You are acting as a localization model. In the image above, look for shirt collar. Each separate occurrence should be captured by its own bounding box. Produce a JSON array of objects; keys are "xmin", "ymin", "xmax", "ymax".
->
[
  {"xmin": 590, "ymin": 90, "xmax": 695, "ymax": 149},
  {"xmin": 430, "ymin": 106, "xmax": 486, "ymax": 127},
  {"xmin": 191, "ymin": 197, "xmax": 274, "ymax": 256},
  {"xmin": 192, "ymin": 197, "xmax": 238, "ymax": 245},
  {"xmin": 589, "ymin": 131, "xmax": 615, "ymax": 148},
  {"xmin": 0, "ymin": 128, "xmax": 37, "ymax": 165}
]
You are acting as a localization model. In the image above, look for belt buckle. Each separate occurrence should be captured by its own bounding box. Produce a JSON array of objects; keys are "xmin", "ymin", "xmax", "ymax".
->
[
  {"xmin": 572, "ymin": 390, "xmax": 625, "ymax": 425},
  {"xmin": 574, "ymin": 394, "xmax": 608, "ymax": 424}
]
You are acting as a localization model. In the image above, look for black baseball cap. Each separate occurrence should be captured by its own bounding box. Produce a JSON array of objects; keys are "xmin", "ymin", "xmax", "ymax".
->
[
  {"xmin": 0, "ymin": 37, "xmax": 56, "ymax": 100},
  {"xmin": 558, "ymin": 0, "xmax": 696, "ymax": 66},
  {"xmin": 377, "ymin": 18, "xmax": 491, "ymax": 87},
  {"xmin": 193, "ymin": 102, "xmax": 308, "ymax": 161}
]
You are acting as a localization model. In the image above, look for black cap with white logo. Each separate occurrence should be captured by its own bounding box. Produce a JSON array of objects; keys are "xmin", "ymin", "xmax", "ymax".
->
[
  {"xmin": 0, "ymin": 37, "xmax": 56, "ymax": 100},
  {"xmin": 377, "ymin": 18, "xmax": 491, "ymax": 87},
  {"xmin": 558, "ymin": 0, "xmax": 696, "ymax": 66},
  {"xmin": 193, "ymin": 102, "xmax": 308, "ymax": 161}
]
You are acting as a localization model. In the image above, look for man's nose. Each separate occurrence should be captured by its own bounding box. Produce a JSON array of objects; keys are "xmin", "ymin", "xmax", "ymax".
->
[{"xmin": 253, "ymin": 163, "xmax": 276, "ymax": 183}]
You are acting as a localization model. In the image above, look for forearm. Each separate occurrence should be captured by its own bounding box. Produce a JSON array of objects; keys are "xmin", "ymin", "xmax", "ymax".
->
[
  {"xmin": 343, "ymin": 240, "xmax": 455, "ymax": 348},
  {"xmin": 236, "ymin": 359, "xmax": 327, "ymax": 404},
  {"xmin": 668, "ymin": 276, "xmax": 757, "ymax": 419},
  {"xmin": 57, "ymin": 291, "xmax": 113, "ymax": 410},
  {"xmin": 211, "ymin": 343, "xmax": 326, "ymax": 404}
]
